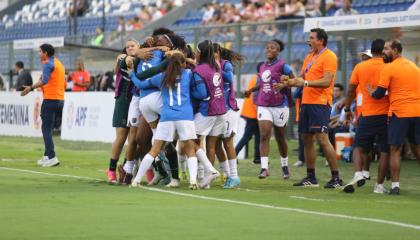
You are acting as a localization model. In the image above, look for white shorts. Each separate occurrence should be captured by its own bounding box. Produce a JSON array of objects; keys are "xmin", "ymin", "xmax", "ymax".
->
[
  {"xmin": 154, "ymin": 120, "xmax": 197, "ymax": 142},
  {"xmin": 257, "ymin": 106, "xmax": 289, "ymax": 127},
  {"xmin": 194, "ymin": 112, "xmax": 227, "ymax": 137},
  {"xmin": 223, "ymin": 109, "xmax": 239, "ymax": 138},
  {"xmin": 127, "ymin": 96, "xmax": 141, "ymax": 127},
  {"xmin": 139, "ymin": 91, "xmax": 162, "ymax": 123}
]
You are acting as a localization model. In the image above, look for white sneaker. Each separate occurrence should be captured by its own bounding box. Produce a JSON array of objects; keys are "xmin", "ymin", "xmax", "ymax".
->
[
  {"xmin": 166, "ymin": 179, "xmax": 180, "ymax": 188},
  {"xmin": 148, "ymin": 172, "xmax": 164, "ymax": 185},
  {"xmin": 42, "ymin": 157, "xmax": 60, "ymax": 167},
  {"xmin": 373, "ymin": 184, "xmax": 388, "ymax": 194},
  {"xmin": 37, "ymin": 156, "xmax": 48, "ymax": 166},
  {"xmin": 293, "ymin": 161, "xmax": 304, "ymax": 167},
  {"xmin": 343, "ymin": 174, "xmax": 365, "ymax": 193},
  {"xmin": 131, "ymin": 181, "xmax": 141, "ymax": 188},
  {"xmin": 199, "ymin": 171, "xmax": 220, "ymax": 189}
]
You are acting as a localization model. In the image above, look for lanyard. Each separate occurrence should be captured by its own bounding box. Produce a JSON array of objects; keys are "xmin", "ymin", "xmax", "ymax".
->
[{"xmin": 305, "ymin": 47, "xmax": 327, "ymax": 73}]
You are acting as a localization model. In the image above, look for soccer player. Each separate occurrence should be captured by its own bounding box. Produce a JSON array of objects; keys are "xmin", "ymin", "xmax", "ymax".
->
[
  {"xmin": 130, "ymin": 53, "xmax": 201, "ymax": 189},
  {"xmin": 192, "ymin": 40, "xmax": 225, "ymax": 188},
  {"xmin": 213, "ymin": 43, "xmax": 243, "ymax": 188},
  {"xmin": 244, "ymin": 39, "xmax": 293, "ymax": 179},
  {"xmin": 368, "ymin": 40, "xmax": 420, "ymax": 195},
  {"xmin": 341, "ymin": 39, "xmax": 389, "ymax": 194},
  {"xmin": 21, "ymin": 44, "xmax": 66, "ymax": 167},
  {"xmin": 283, "ymin": 28, "xmax": 343, "ymax": 188},
  {"xmin": 107, "ymin": 40, "xmax": 152, "ymax": 183}
]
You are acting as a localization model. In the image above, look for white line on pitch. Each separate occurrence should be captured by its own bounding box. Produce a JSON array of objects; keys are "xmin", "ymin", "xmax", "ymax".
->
[
  {"xmin": 289, "ymin": 196, "xmax": 327, "ymax": 202},
  {"xmin": 1, "ymin": 166, "xmax": 420, "ymax": 231}
]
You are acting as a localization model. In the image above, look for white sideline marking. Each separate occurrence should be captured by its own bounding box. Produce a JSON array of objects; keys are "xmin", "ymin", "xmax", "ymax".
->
[
  {"xmin": 289, "ymin": 196, "xmax": 327, "ymax": 202},
  {"xmin": 1, "ymin": 166, "xmax": 420, "ymax": 231},
  {"xmin": 1, "ymin": 158, "xmax": 16, "ymax": 162},
  {"xmin": 0, "ymin": 167, "xmax": 103, "ymax": 182}
]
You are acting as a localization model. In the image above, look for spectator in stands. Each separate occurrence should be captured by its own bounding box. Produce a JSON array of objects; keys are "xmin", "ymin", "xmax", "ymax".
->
[
  {"xmin": 202, "ymin": 3, "xmax": 215, "ymax": 24},
  {"xmin": 91, "ymin": 27, "xmax": 104, "ymax": 46},
  {"xmin": 117, "ymin": 16, "xmax": 126, "ymax": 34},
  {"xmin": 14, "ymin": 61, "xmax": 33, "ymax": 91},
  {"xmin": 326, "ymin": 0, "xmax": 344, "ymax": 13},
  {"xmin": 69, "ymin": 58, "xmax": 90, "ymax": 92},
  {"xmin": 125, "ymin": 19, "xmax": 134, "ymax": 32},
  {"xmin": 151, "ymin": 4, "xmax": 163, "ymax": 21},
  {"xmin": 137, "ymin": 6, "xmax": 151, "ymax": 23},
  {"xmin": 276, "ymin": 0, "xmax": 305, "ymax": 19},
  {"xmin": 239, "ymin": 0, "xmax": 254, "ymax": 22},
  {"xmin": 132, "ymin": 17, "xmax": 143, "ymax": 30},
  {"xmin": 305, "ymin": 0, "xmax": 322, "ymax": 17},
  {"xmin": 334, "ymin": 0, "xmax": 358, "ymax": 16},
  {"xmin": 68, "ymin": 0, "xmax": 88, "ymax": 17}
]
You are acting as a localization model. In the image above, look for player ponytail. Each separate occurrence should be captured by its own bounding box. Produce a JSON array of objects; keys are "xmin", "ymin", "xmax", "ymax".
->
[
  {"xmin": 197, "ymin": 40, "xmax": 219, "ymax": 71},
  {"xmin": 213, "ymin": 43, "xmax": 244, "ymax": 66},
  {"xmin": 163, "ymin": 53, "xmax": 186, "ymax": 88}
]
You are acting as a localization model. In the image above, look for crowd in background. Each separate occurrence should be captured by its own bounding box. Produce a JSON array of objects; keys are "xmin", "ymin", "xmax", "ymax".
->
[{"xmin": 201, "ymin": 0, "xmax": 358, "ymax": 26}]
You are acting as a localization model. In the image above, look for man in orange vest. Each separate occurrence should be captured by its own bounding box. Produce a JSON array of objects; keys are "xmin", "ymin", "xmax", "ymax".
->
[{"xmin": 21, "ymin": 43, "xmax": 66, "ymax": 167}]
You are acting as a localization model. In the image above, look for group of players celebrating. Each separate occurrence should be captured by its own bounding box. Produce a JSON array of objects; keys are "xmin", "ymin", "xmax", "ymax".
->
[{"xmin": 105, "ymin": 27, "xmax": 420, "ymax": 195}]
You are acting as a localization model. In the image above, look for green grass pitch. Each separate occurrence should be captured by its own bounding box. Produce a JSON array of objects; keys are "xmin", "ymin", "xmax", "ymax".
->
[{"xmin": 1, "ymin": 136, "xmax": 420, "ymax": 240}]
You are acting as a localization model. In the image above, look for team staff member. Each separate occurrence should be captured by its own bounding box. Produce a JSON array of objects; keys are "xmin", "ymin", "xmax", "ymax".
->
[
  {"xmin": 342, "ymin": 39, "xmax": 389, "ymax": 194},
  {"xmin": 235, "ymin": 75, "xmax": 261, "ymax": 164},
  {"xmin": 369, "ymin": 40, "xmax": 420, "ymax": 195},
  {"xmin": 283, "ymin": 28, "xmax": 343, "ymax": 188},
  {"xmin": 69, "ymin": 58, "xmax": 90, "ymax": 92},
  {"xmin": 21, "ymin": 44, "xmax": 66, "ymax": 167}
]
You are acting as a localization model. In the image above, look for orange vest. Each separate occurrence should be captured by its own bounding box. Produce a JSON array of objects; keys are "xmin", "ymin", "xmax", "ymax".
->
[
  {"xmin": 240, "ymin": 75, "xmax": 258, "ymax": 119},
  {"xmin": 41, "ymin": 58, "xmax": 66, "ymax": 100},
  {"xmin": 295, "ymin": 98, "xmax": 301, "ymax": 122}
]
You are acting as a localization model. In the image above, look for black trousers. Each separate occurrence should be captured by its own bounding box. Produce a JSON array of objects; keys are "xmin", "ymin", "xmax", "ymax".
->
[{"xmin": 235, "ymin": 117, "xmax": 260, "ymax": 161}]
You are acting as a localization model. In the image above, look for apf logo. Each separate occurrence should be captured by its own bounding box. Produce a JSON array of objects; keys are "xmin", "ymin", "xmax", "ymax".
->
[
  {"xmin": 212, "ymin": 72, "xmax": 222, "ymax": 87},
  {"xmin": 75, "ymin": 106, "xmax": 88, "ymax": 127},
  {"xmin": 66, "ymin": 102, "xmax": 88, "ymax": 129},
  {"xmin": 261, "ymin": 70, "xmax": 271, "ymax": 83},
  {"xmin": 33, "ymin": 96, "xmax": 41, "ymax": 130}
]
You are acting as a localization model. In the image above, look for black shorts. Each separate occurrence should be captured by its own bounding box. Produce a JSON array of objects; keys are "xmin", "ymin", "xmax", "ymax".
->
[
  {"xmin": 354, "ymin": 115, "xmax": 389, "ymax": 153},
  {"xmin": 299, "ymin": 104, "xmax": 331, "ymax": 134},
  {"xmin": 388, "ymin": 114, "xmax": 420, "ymax": 145}
]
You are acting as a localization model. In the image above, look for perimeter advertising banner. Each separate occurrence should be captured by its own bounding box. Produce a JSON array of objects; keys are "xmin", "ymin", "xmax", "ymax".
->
[
  {"xmin": 61, "ymin": 92, "xmax": 116, "ymax": 143},
  {"xmin": 0, "ymin": 92, "xmax": 43, "ymax": 137}
]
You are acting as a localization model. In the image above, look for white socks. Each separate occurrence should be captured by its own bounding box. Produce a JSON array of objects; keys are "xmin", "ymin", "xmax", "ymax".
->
[
  {"xmin": 196, "ymin": 148, "xmax": 217, "ymax": 173},
  {"xmin": 391, "ymin": 182, "xmax": 400, "ymax": 189},
  {"xmin": 219, "ymin": 160, "xmax": 230, "ymax": 177},
  {"xmin": 280, "ymin": 157, "xmax": 288, "ymax": 167},
  {"xmin": 123, "ymin": 160, "xmax": 135, "ymax": 174},
  {"xmin": 228, "ymin": 159, "xmax": 238, "ymax": 178},
  {"xmin": 362, "ymin": 170, "xmax": 370, "ymax": 179},
  {"xmin": 178, "ymin": 154, "xmax": 187, "ymax": 172},
  {"xmin": 187, "ymin": 157, "xmax": 198, "ymax": 184},
  {"xmin": 261, "ymin": 156, "xmax": 269, "ymax": 169},
  {"xmin": 197, "ymin": 162, "xmax": 205, "ymax": 181},
  {"xmin": 133, "ymin": 154, "xmax": 154, "ymax": 183}
]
